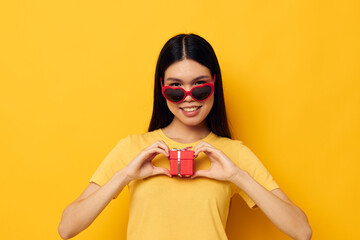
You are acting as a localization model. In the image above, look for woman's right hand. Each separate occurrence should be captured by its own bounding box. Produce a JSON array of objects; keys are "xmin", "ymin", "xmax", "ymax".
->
[{"xmin": 122, "ymin": 140, "xmax": 171, "ymax": 182}]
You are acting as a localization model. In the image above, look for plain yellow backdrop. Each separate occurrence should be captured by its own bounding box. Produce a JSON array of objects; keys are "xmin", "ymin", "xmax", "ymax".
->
[{"xmin": 1, "ymin": 0, "xmax": 359, "ymax": 239}]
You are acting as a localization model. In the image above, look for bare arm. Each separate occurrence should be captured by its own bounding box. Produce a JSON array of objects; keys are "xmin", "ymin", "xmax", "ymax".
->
[
  {"xmin": 58, "ymin": 140, "xmax": 171, "ymax": 240},
  {"xmin": 58, "ymin": 170, "xmax": 130, "ymax": 239},
  {"xmin": 192, "ymin": 141, "xmax": 312, "ymax": 240},
  {"xmin": 231, "ymin": 171, "xmax": 312, "ymax": 240}
]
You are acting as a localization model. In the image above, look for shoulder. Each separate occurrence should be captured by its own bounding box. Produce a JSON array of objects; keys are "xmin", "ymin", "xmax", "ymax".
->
[
  {"xmin": 116, "ymin": 130, "xmax": 162, "ymax": 148},
  {"xmin": 209, "ymin": 134, "xmax": 262, "ymax": 165},
  {"xmin": 207, "ymin": 134, "xmax": 245, "ymax": 160},
  {"xmin": 208, "ymin": 133, "xmax": 245, "ymax": 151},
  {"xmin": 105, "ymin": 130, "xmax": 161, "ymax": 165}
]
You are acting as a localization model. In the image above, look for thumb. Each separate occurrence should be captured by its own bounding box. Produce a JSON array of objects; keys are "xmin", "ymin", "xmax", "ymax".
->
[
  {"xmin": 152, "ymin": 167, "xmax": 172, "ymax": 178},
  {"xmin": 191, "ymin": 169, "xmax": 211, "ymax": 179}
]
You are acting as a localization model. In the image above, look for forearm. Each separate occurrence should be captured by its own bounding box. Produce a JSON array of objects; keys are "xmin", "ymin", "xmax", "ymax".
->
[
  {"xmin": 59, "ymin": 170, "xmax": 130, "ymax": 239},
  {"xmin": 231, "ymin": 170, "xmax": 311, "ymax": 240}
]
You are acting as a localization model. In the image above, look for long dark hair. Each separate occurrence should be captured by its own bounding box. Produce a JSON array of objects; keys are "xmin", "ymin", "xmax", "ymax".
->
[{"xmin": 148, "ymin": 33, "xmax": 231, "ymax": 139}]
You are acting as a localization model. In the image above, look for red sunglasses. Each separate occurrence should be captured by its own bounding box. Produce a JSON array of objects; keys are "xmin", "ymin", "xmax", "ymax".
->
[{"xmin": 160, "ymin": 75, "xmax": 216, "ymax": 103}]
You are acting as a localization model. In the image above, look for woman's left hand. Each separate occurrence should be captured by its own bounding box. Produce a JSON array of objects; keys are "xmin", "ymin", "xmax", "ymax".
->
[{"xmin": 192, "ymin": 141, "xmax": 243, "ymax": 182}]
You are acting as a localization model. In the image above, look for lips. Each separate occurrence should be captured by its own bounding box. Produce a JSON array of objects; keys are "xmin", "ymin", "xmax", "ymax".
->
[{"xmin": 180, "ymin": 106, "xmax": 202, "ymax": 112}]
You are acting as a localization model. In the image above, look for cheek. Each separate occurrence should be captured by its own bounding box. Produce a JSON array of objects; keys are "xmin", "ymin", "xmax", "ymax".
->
[
  {"xmin": 204, "ymin": 96, "xmax": 215, "ymax": 111},
  {"xmin": 166, "ymin": 101, "xmax": 178, "ymax": 113}
]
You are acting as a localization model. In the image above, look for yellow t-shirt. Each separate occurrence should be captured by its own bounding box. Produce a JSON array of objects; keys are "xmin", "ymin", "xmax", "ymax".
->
[{"xmin": 90, "ymin": 129, "xmax": 279, "ymax": 240}]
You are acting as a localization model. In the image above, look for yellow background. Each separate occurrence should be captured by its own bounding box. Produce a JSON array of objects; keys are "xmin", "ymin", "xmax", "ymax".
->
[{"xmin": 1, "ymin": 0, "xmax": 359, "ymax": 239}]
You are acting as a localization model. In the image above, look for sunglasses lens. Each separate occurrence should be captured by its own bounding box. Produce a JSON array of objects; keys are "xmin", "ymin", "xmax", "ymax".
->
[
  {"xmin": 164, "ymin": 88, "xmax": 185, "ymax": 102},
  {"xmin": 192, "ymin": 85, "xmax": 212, "ymax": 100}
]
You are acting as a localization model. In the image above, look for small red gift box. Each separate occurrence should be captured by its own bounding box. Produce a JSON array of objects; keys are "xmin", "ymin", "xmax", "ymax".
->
[{"xmin": 169, "ymin": 147, "xmax": 194, "ymax": 177}]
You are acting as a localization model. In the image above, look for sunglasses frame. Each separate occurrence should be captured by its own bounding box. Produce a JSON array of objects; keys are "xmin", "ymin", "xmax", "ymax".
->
[{"xmin": 160, "ymin": 74, "xmax": 216, "ymax": 103}]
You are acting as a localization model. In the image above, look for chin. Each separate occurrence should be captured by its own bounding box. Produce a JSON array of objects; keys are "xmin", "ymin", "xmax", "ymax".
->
[{"xmin": 177, "ymin": 114, "xmax": 208, "ymax": 127}]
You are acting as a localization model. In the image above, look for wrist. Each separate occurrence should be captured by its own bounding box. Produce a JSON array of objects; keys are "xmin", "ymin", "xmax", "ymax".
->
[
  {"xmin": 116, "ymin": 167, "xmax": 133, "ymax": 185},
  {"xmin": 229, "ymin": 168, "xmax": 251, "ymax": 189}
]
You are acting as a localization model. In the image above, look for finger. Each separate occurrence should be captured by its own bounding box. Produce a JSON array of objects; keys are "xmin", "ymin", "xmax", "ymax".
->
[
  {"xmin": 143, "ymin": 148, "xmax": 169, "ymax": 160},
  {"xmin": 152, "ymin": 167, "xmax": 172, "ymax": 178},
  {"xmin": 194, "ymin": 145, "xmax": 216, "ymax": 158},
  {"xmin": 147, "ymin": 141, "xmax": 164, "ymax": 149},
  {"xmin": 194, "ymin": 141, "xmax": 213, "ymax": 149},
  {"xmin": 157, "ymin": 140, "xmax": 170, "ymax": 156},
  {"xmin": 148, "ymin": 141, "xmax": 170, "ymax": 156},
  {"xmin": 191, "ymin": 169, "xmax": 212, "ymax": 179},
  {"xmin": 194, "ymin": 142, "xmax": 215, "ymax": 156},
  {"xmin": 193, "ymin": 141, "xmax": 207, "ymax": 151}
]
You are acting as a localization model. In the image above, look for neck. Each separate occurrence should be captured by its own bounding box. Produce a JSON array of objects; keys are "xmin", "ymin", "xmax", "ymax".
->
[{"xmin": 162, "ymin": 119, "xmax": 210, "ymax": 144}]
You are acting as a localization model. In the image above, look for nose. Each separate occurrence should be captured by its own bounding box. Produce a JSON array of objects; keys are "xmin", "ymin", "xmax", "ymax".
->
[
  {"xmin": 181, "ymin": 84, "xmax": 196, "ymax": 102},
  {"xmin": 183, "ymin": 92, "xmax": 195, "ymax": 102}
]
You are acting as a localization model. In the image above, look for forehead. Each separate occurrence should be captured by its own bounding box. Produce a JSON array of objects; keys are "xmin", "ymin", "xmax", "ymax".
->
[{"xmin": 164, "ymin": 59, "xmax": 211, "ymax": 80}]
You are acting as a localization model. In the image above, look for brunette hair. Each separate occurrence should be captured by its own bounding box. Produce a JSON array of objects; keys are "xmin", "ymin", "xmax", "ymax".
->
[{"xmin": 148, "ymin": 33, "xmax": 231, "ymax": 138}]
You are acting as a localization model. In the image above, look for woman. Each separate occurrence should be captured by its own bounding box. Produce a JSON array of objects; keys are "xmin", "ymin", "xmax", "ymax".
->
[{"xmin": 58, "ymin": 33, "xmax": 312, "ymax": 240}]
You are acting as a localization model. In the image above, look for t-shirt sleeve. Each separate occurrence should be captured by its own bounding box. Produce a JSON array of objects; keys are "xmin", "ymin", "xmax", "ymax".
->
[
  {"xmin": 89, "ymin": 136, "xmax": 130, "ymax": 199},
  {"xmin": 232, "ymin": 143, "xmax": 280, "ymax": 208}
]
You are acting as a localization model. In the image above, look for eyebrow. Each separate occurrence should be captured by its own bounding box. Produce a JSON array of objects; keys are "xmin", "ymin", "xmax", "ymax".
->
[{"xmin": 166, "ymin": 75, "xmax": 210, "ymax": 83}]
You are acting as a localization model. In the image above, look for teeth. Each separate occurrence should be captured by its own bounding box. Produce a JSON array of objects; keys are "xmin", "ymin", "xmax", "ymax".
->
[{"xmin": 182, "ymin": 107, "xmax": 199, "ymax": 112}]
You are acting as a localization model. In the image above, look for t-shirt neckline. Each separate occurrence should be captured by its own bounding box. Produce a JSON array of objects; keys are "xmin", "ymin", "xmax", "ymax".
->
[{"xmin": 157, "ymin": 128, "xmax": 215, "ymax": 147}]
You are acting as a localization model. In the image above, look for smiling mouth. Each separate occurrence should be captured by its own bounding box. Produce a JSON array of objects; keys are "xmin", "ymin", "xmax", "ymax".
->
[{"xmin": 180, "ymin": 106, "xmax": 202, "ymax": 112}]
